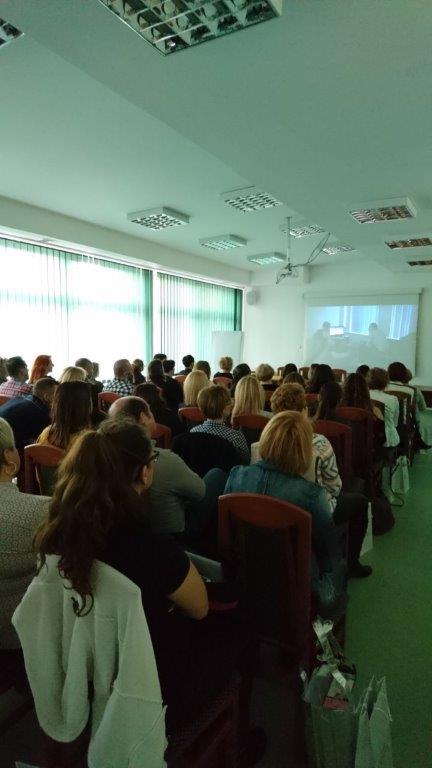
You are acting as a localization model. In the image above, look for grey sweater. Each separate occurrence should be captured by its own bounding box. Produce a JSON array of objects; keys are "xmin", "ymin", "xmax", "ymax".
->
[{"xmin": 147, "ymin": 449, "xmax": 205, "ymax": 534}]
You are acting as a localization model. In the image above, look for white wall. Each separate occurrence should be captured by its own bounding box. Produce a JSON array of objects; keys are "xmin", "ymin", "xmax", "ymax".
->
[{"xmin": 243, "ymin": 260, "xmax": 432, "ymax": 384}]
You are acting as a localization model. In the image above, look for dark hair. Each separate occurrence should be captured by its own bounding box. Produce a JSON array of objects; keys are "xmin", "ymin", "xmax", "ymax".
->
[
  {"xmin": 34, "ymin": 420, "xmax": 153, "ymax": 614},
  {"xmin": 194, "ymin": 360, "xmax": 211, "ymax": 378},
  {"xmin": 162, "ymin": 359, "xmax": 175, "ymax": 374},
  {"xmin": 356, "ymin": 364, "xmax": 370, "ymax": 378},
  {"xmin": 182, "ymin": 355, "xmax": 194, "ymax": 369},
  {"xmin": 75, "ymin": 358, "xmax": 93, "ymax": 378},
  {"xmin": 307, "ymin": 364, "xmax": 334, "ymax": 394},
  {"xmin": 283, "ymin": 372, "xmax": 305, "ymax": 388},
  {"xmin": 231, "ymin": 363, "xmax": 251, "ymax": 396},
  {"xmin": 388, "ymin": 361, "xmax": 408, "ymax": 384},
  {"xmin": 369, "ymin": 367, "xmax": 389, "ymax": 391},
  {"xmin": 315, "ymin": 381, "xmax": 342, "ymax": 420},
  {"xmin": 147, "ymin": 359, "xmax": 165, "ymax": 384},
  {"xmin": 341, "ymin": 373, "xmax": 372, "ymax": 411},
  {"xmin": 6, "ymin": 356, "xmax": 27, "ymax": 378},
  {"xmin": 197, "ymin": 385, "xmax": 231, "ymax": 419},
  {"xmin": 33, "ymin": 376, "xmax": 58, "ymax": 398},
  {"xmin": 281, "ymin": 363, "xmax": 298, "ymax": 378},
  {"xmin": 153, "ymin": 353, "xmax": 167, "ymax": 361},
  {"xmin": 109, "ymin": 395, "xmax": 151, "ymax": 423},
  {"xmin": 132, "ymin": 359, "xmax": 144, "ymax": 371},
  {"xmin": 135, "ymin": 382, "xmax": 168, "ymax": 422},
  {"xmin": 47, "ymin": 382, "xmax": 92, "ymax": 449}
]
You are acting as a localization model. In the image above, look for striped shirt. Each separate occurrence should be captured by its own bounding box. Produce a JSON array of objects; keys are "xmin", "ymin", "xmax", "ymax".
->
[{"xmin": 191, "ymin": 419, "xmax": 250, "ymax": 463}]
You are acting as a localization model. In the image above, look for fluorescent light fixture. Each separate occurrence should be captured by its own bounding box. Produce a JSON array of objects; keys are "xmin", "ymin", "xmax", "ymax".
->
[
  {"xmin": 280, "ymin": 223, "xmax": 325, "ymax": 238},
  {"xmin": 97, "ymin": 0, "xmax": 282, "ymax": 55},
  {"xmin": 407, "ymin": 260, "xmax": 432, "ymax": 267},
  {"xmin": 386, "ymin": 237, "xmax": 432, "ymax": 249},
  {"xmin": 199, "ymin": 235, "xmax": 247, "ymax": 251},
  {"xmin": 322, "ymin": 244, "xmax": 355, "ymax": 255},
  {"xmin": 247, "ymin": 252, "xmax": 285, "ymax": 265},
  {"xmin": 349, "ymin": 197, "xmax": 416, "ymax": 224},
  {"xmin": 0, "ymin": 18, "xmax": 24, "ymax": 49},
  {"xmin": 127, "ymin": 206, "xmax": 189, "ymax": 230},
  {"xmin": 222, "ymin": 186, "xmax": 283, "ymax": 213}
]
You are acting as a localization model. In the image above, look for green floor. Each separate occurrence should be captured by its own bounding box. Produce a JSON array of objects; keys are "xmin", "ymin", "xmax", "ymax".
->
[{"xmin": 346, "ymin": 449, "xmax": 432, "ymax": 768}]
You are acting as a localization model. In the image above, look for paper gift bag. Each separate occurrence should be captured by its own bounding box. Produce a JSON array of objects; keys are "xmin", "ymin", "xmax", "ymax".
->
[{"xmin": 355, "ymin": 677, "xmax": 393, "ymax": 768}]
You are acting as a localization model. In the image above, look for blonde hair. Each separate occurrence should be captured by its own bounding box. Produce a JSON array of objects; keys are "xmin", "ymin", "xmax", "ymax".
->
[
  {"xmin": 270, "ymin": 383, "xmax": 306, "ymax": 414},
  {"xmin": 197, "ymin": 385, "xmax": 231, "ymax": 420},
  {"xmin": 255, "ymin": 363, "xmax": 275, "ymax": 383},
  {"xmin": 259, "ymin": 411, "xmax": 312, "ymax": 475},
  {"xmin": 59, "ymin": 366, "xmax": 87, "ymax": 384},
  {"xmin": 183, "ymin": 370, "xmax": 210, "ymax": 406},
  {"xmin": 219, "ymin": 356, "xmax": 233, "ymax": 373},
  {"xmin": 232, "ymin": 375, "xmax": 265, "ymax": 422}
]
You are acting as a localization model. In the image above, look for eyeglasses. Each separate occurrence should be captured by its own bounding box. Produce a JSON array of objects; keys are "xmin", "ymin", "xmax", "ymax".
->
[{"xmin": 147, "ymin": 451, "xmax": 159, "ymax": 466}]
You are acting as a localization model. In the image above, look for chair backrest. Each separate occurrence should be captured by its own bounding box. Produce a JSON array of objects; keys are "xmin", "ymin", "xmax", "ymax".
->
[
  {"xmin": 174, "ymin": 374, "xmax": 186, "ymax": 384},
  {"xmin": 150, "ymin": 422, "xmax": 172, "ymax": 449},
  {"xmin": 335, "ymin": 407, "xmax": 373, "ymax": 490},
  {"xmin": 232, "ymin": 414, "xmax": 269, "ymax": 447},
  {"xmin": 313, "ymin": 420, "xmax": 353, "ymax": 489},
  {"xmin": 332, "ymin": 368, "xmax": 347, "ymax": 383},
  {"xmin": 218, "ymin": 493, "xmax": 312, "ymax": 666},
  {"xmin": 98, "ymin": 391, "xmax": 120, "ymax": 412},
  {"xmin": 172, "ymin": 432, "xmax": 242, "ymax": 477},
  {"xmin": 299, "ymin": 366, "xmax": 309, "ymax": 380},
  {"xmin": 213, "ymin": 376, "xmax": 232, "ymax": 388},
  {"xmin": 387, "ymin": 390, "xmax": 411, "ymax": 426},
  {"xmin": 0, "ymin": 395, "xmax": 11, "ymax": 406},
  {"xmin": 305, "ymin": 392, "xmax": 318, "ymax": 417},
  {"xmin": 178, "ymin": 406, "xmax": 205, "ymax": 428},
  {"xmin": 371, "ymin": 399, "xmax": 385, "ymax": 419},
  {"xmin": 24, "ymin": 443, "xmax": 66, "ymax": 495}
]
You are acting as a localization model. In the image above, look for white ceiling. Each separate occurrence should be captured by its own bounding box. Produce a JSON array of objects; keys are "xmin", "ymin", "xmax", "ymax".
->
[{"xmin": 2, "ymin": 0, "xmax": 432, "ymax": 277}]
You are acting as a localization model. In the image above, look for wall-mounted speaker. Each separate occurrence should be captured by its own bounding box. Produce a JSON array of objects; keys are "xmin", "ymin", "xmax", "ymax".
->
[{"xmin": 246, "ymin": 290, "xmax": 258, "ymax": 305}]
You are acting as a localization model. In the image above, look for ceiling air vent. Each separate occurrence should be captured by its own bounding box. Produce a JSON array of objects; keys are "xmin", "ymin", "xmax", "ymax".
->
[
  {"xmin": 97, "ymin": 0, "xmax": 282, "ymax": 56},
  {"xmin": 199, "ymin": 235, "xmax": 247, "ymax": 251},
  {"xmin": 127, "ymin": 206, "xmax": 189, "ymax": 230},
  {"xmin": 221, "ymin": 186, "xmax": 283, "ymax": 213},
  {"xmin": 247, "ymin": 252, "xmax": 285, "ymax": 266},
  {"xmin": 407, "ymin": 260, "xmax": 432, "ymax": 267},
  {"xmin": 349, "ymin": 197, "xmax": 416, "ymax": 224},
  {"xmin": 322, "ymin": 244, "xmax": 355, "ymax": 256},
  {"xmin": 386, "ymin": 237, "xmax": 432, "ymax": 250},
  {"xmin": 0, "ymin": 18, "xmax": 24, "ymax": 49},
  {"xmin": 280, "ymin": 223, "xmax": 325, "ymax": 238}
]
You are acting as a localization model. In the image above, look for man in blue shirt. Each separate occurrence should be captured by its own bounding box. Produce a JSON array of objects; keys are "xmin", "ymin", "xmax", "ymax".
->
[{"xmin": 0, "ymin": 376, "xmax": 57, "ymax": 454}]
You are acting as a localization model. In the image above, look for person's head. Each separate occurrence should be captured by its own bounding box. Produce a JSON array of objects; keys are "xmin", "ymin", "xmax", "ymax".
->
[
  {"xmin": 281, "ymin": 363, "xmax": 298, "ymax": 378},
  {"xmin": 341, "ymin": 373, "xmax": 371, "ymax": 410},
  {"xmin": 406, "ymin": 368, "xmax": 413, "ymax": 382},
  {"xmin": 307, "ymin": 363, "xmax": 334, "ymax": 394},
  {"xmin": 29, "ymin": 355, "xmax": 53, "ymax": 384},
  {"xmin": 194, "ymin": 360, "xmax": 211, "ymax": 379},
  {"xmin": 134, "ymin": 382, "xmax": 166, "ymax": 416},
  {"xmin": 182, "ymin": 354, "xmax": 194, "ymax": 370},
  {"xmin": 259, "ymin": 411, "xmax": 312, "ymax": 476},
  {"xmin": 219, "ymin": 356, "xmax": 233, "ymax": 374},
  {"xmin": 6, "ymin": 356, "xmax": 28, "ymax": 382},
  {"xmin": 183, "ymin": 370, "xmax": 210, "ymax": 407},
  {"xmin": 368, "ymin": 367, "xmax": 389, "ymax": 391},
  {"xmin": 197, "ymin": 385, "xmax": 231, "ymax": 420},
  {"xmin": 0, "ymin": 417, "xmax": 20, "ymax": 482},
  {"xmin": 388, "ymin": 361, "xmax": 409, "ymax": 384},
  {"xmin": 232, "ymin": 375, "xmax": 265, "ymax": 420},
  {"xmin": 315, "ymin": 381, "xmax": 342, "ymax": 420},
  {"xmin": 270, "ymin": 383, "xmax": 307, "ymax": 416},
  {"xmin": 147, "ymin": 358, "xmax": 165, "ymax": 383},
  {"xmin": 153, "ymin": 353, "xmax": 167, "ymax": 362},
  {"xmin": 255, "ymin": 363, "xmax": 275, "ymax": 384},
  {"xmin": 92, "ymin": 362, "xmax": 100, "ymax": 380},
  {"xmin": 232, "ymin": 363, "xmax": 251, "ymax": 385},
  {"xmin": 59, "ymin": 366, "xmax": 87, "ymax": 384},
  {"xmin": 356, "ymin": 364, "xmax": 370, "ymax": 379},
  {"xmin": 162, "ymin": 359, "xmax": 175, "ymax": 377},
  {"xmin": 308, "ymin": 363, "xmax": 318, "ymax": 381},
  {"xmin": 132, "ymin": 359, "xmax": 144, "ymax": 373},
  {"xmin": 322, "ymin": 321, "xmax": 331, "ymax": 335},
  {"xmin": 33, "ymin": 376, "xmax": 58, "ymax": 407},
  {"xmin": 114, "ymin": 359, "xmax": 133, "ymax": 381},
  {"xmin": 75, "ymin": 358, "xmax": 94, "ymax": 379},
  {"xmin": 0, "ymin": 358, "xmax": 8, "ymax": 383},
  {"xmin": 48, "ymin": 381, "xmax": 93, "ymax": 449},
  {"xmin": 34, "ymin": 419, "xmax": 157, "ymax": 613},
  {"xmin": 283, "ymin": 372, "xmax": 305, "ymax": 388},
  {"xmin": 108, "ymin": 395, "xmax": 155, "ymax": 430}
]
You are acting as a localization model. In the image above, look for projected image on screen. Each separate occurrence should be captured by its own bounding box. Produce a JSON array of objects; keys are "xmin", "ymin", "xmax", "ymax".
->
[{"xmin": 304, "ymin": 298, "xmax": 419, "ymax": 372}]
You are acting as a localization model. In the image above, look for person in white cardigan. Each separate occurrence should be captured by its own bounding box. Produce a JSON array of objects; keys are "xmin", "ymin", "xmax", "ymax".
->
[
  {"xmin": 368, "ymin": 368, "xmax": 400, "ymax": 448},
  {"xmin": 0, "ymin": 417, "xmax": 49, "ymax": 650}
]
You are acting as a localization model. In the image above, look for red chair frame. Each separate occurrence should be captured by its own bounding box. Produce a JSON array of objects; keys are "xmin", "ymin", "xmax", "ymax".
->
[
  {"xmin": 232, "ymin": 414, "xmax": 269, "ymax": 431},
  {"xmin": 174, "ymin": 375, "xmax": 187, "ymax": 384},
  {"xmin": 151, "ymin": 422, "xmax": 172, "ymax": 449},
  {"xmin": 98, "ymin": 391, "xmax": 120, "ymax": 412},
  {"xmin": 335, "ymin": 407, "xmax": 374, "ymax": 492},
  {"xmin": 213, "ymin": 376, "xmax": 232, "ymax": 388},
  {"xmin": 0, "ymin": 395, "xmax": 11, "ymax": 406},
  {"xmin": 313, "ymin": 420, "xmax": 353, "ymax": 490},
  {"xmin": 179, "ymin": 406, "xmax": 205, "ymax": 426},
  {"xmin": 24, "ymin": 443, "xmax": 66, "ymax": 494}
]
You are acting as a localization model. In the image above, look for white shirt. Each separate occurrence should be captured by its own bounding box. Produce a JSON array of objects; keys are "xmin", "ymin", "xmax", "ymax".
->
[{"xmin": 370, "ymin": 390, "xmax": 400, "ymax": 447}]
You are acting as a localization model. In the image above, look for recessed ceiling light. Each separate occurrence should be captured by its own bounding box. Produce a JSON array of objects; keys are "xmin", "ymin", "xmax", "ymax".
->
[
  {"xmin": 386, "ymin": 237, "xmax": 432, "ymax": 249},
  {"xmin": 127, "ymin": 206, "xmax": 189, "ymax": 230},
  {"xmin": 280, "ymin": 223, "xmax": 325, "ymax": 238},
  {"xmin": 221, "ymin": 186, "xmax": 283, "ymax": 213},
  {"xmin": 322, "ymin": 244, "xmax": 355, "ymax": 255},
  {"xmin": 97, "ymin": 0, "xmax": 283, "ymax": 56},
  {"xmin": 0, "ymin": 18, "xmax": 24, "ymax": 49},
  {"xmin": 199, "ymin": 235, "xmax": 247, "ymax": 251},
  {"xmin": 247, "ymin": 252, "xmax": 286, "ymax": 265},
  {"xmin": 349, "ymin": 197, "xmax": 416, "ymax": 224},
  {"xmin": 407, "ymin": 260, "xmax": 432, "ymax": 267}
]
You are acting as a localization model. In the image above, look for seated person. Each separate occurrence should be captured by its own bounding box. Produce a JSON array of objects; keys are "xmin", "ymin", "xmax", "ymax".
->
[
  {"xmin": 131, "ymin": 358, "xmax": 146, "ymax": 385},
  {"xmin": 162, "ymin": 359, "xmax": 176, "ymax": 378},
  {"xmin": 0, "ymin": 357, "xmax": 7, "ymax": 384},
  {"xmin": 214, "ymin": 357, "xmax": 234, "ymax": 381},
  {"xmin": 182, "ymin": 370, "xmax": 210, "ymax": 407},
  {"xmin": 341, "ymin": 373, "xmax": 384, "ymax": 421},
  {"xmin": 283, "ymin": 372, "xmax": 306, "ymax": 388},
  {"xmin": 153, "ymin": 353, "xmax": 167, "ymax": 362},
  {"xmin": 368, "ymin": 368, "xmax": 400, "ymax": 448},
  {"xmin": 37, "ymin": 381, "xmax": 93, "ymax": 452},
  {"xmin": 0, "ymin": 418, "xmax": 49, "ymax": 650},
  {"xmin": 76, "ymin": 357, "xmax": 103, "ymax": 390},
  {"xmin": 0, "ymin": 356, "xmax": 32, "ymax": 398},
  {"xmin": 225, "ymin": 412, "xmax": 347, "ymax": 608},
  {"xmin": 135, "ymin": 382, "xmax": 184, "ymax": 437},
  {"xmin": 356, "ymin": 364, "xmax": 370, "ymax": 379},
  {"xmin": 59, "ymin": 365, "xmax": 87, "ymax": 383},
  {"xmin": 306, "ymin": 364, "xmax": 334, "ymax": 394},
  {"xmin": 314, "ymin": 381, "xmax": 342, "ymax": 421},
  {"xmin": 176, "ymin": 354, "xmax": 195, "ymax": 376},
  {"xmin": 191, "ymin": 385, "xmax": 249, "ymax": 464},
  {"xmin": 231, "ymin": 374, "xmax": 269, "ymax": 422},
  {"xmin": 29, "ymin": 355, "xmax": 54, "ymax": 384},
  {"xmin": 194, "ymin": 360, "xmax": 211, "ymax": 379},
  {"xmin": 255, "ymin": 363, "xmax": 277, "ymax": 391},
  {"xmin": 231, "ymin": 363, "xmax": 251, "ymax": 397},
  {"xmin": 387, "ymin": 361, "xmax": 430, "ymax": 449},
  {"xmin": 0, "ymin": 376, "xmax": 57, "ymax": 455},
  {"xmin": 281, "ymin": 363, "xmax": 298, "ymax": 378},
  {"xmin": 147, "ymin": 359, "xmax": 183, "ymax": 411},
  {"xmin": 103, "ymin": 359, "xmax": 134, "ymax": 396}
]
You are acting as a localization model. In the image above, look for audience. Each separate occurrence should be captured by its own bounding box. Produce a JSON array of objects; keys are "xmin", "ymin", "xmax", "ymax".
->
[
  {"xmin": 368, "ymin": 368, "xmax": 400, "ymax": 448},
  {"xmin": 0, "ymin": 418, "xmax": 50, "ymax": 650},
  {"xmin": 341, "ymin": 373, "xmax": 384, "ymax": 421},
  {"xmin": 192, "ymin": 385, "xmax": 249, "ymax": 464},
  {"xmin": 231, "ymin": 363, "xmax": 251, "ymax": 396},
  {"xmin": 0, "ymin": 358, "xmax": 7, "ymax": 384},
  {"xmin": 314, "ymin": 381, "xmax": 342, "ymax": 421},
  {"xmin": 132, "ymin": 358, "xmax": 146, "ymax": 385},
  {"xmin": 37, "ymin": 381, "xmax": 92, "ymax": 452},
  {"xmin": 103, "ymin": 359, "xmax": 134, "ymax": 396},
  {"xmin": 214, "ymin": 357, "xmax": 234, "ymax": 381},
  {"xmin": 147, "ymin": 359, "xmax": 183, "ymax": 410},
  {"xmin": 255, "ymin": 363, "xmax": 277, "ymax": 391},
  {"xmin": 59, "ymin": 365, "xmax": 87, "ymax": 383},
  {"xmin": 92, "ymin": 362, "xmax": 100, "ymax": 381},
  {"xmin": 182, "ymin": 370, "xmax": 209, "ymax": 407},
  {"xmin": 0, "ymin": 377, "xmax": 57, "ymax": 455},
  {"xmin": 356, "ymin": 364, "xmax": 370, "ymax": 379},
  {"xmin": 176, "ymin": 354, "xmax": 195, "ymax": 376},
  {"xmin": 194, "ymin": 360, "xmax": 211, "ymax": 379},
  {"xmin": 281, "ymin": 363, "xmax": 298, "ymax": 379},
  {"xmin": 231, "ymin": 374, "xmax": 268, "ymax": 422},
  {"xmin": 0, "ymin": 357, "xmax": 32, "ymax": 398},
  {"xmin": 75, "ymin": 357, "xmax": 100, "ymax": 385},
  {"xmin": 134, "ymin": 382, "xmax": 184, "ymax": 437},
  {"xmin": 387, "ymin": 361, "xmax": 430, "ymax": 448},
  {"xmin": 306, "ymin": 363, "xmax": 334, "ymax": 394},
  {"xmin": 283, "ymin": 371, "xmax": 305, "ymax": 388},
  {"xmin": 153, "ymin": 353, "xmax": 167, "ymax": 362},
  {"xmin": 29, "ymin": 355, "xmax": 53, "ymax": 384},
  {"xmin": 162, "ymin": 359, "xmax": 176, "ymax": 377}
]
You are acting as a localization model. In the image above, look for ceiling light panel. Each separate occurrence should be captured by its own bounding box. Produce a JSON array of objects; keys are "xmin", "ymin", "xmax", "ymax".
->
[
  {"xmin": 281, "ymin": 223, "xmax": 325, "ymax": 238},
  {"xmin": 127, "ymin": 206, "xmax": 189, "ymax": 230},
  {"xmin": 407, "ymin": 260, "xmax": 432, "ymax": 267},
  {"xmin": 97, "ymin": 0, "xmax": 282, "ymax": 55},
  {"xmin": 199, "ymin": 235, "xmax": 247, "ymax": 251},
  {"xmin": 222, "ymin": 186, "xmax": 283, "ymax": 213},
  {"xmin": 322, "ymin": 244, "xmax": 355, "ymax": 256},
  {"xmin": 247, "ymin": 252, "xmax": 285, "ymax": 265},
  {"xmin": 0, "ymin": 18, "xmax": 24, "ymax": 49},
  {"xmin": 386, "ymin": 237, "xmax": 432, "ymax": 249},
  {"xmin": 349, "ymin": 197, "xmax": 416, "ymax": 224}
]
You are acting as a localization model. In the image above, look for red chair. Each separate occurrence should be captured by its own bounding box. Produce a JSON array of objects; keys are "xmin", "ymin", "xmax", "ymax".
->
[
  {"xmin": 313, "ymin": 420, "xmax": 353, "ymax": 490},
  {"xmin": 98, "ymin": 391, "xmax": 120, "ymax": 412},
  {"xmin": 332, "ymin": 368, "xmax": 347, "ymax": 383},
  {"xmin": 213, "ymin": 376, "xmax": 232, "ymax": 388},
  {"xmin": 335, "ymin": 407, "xmax": 374, "ymax": 494},
  {"xmin": 232, "ymin": 414, "xmax": 269, "ymax": 447},
  {"xmin": 179, "ymin": 406, "xmax": 205, "ymax": 428},
  {"xmin": 24, "ymin": 444, "xmax": 66, "ymax": 495},
  {"xmin": 387, "ymin": 390, "xmax": 415, "ymax": 462},
  {"xmin": 174, "ymin": 375, "xmax": 187, "ymax": 384},
  {"xmin": 305, "ymin": 392, "xmax": 318, "ymax": 417},
  {"xmin": 0, "ymin": 395, "xmax": 11, "ymax": 406},
  {"xmin": 151, "ymin": 422, "xmax": 172, "ymax": 449}
]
